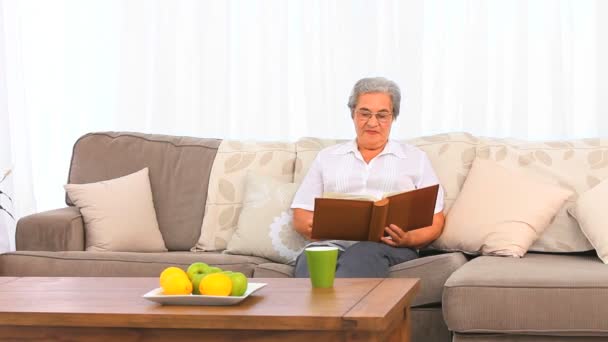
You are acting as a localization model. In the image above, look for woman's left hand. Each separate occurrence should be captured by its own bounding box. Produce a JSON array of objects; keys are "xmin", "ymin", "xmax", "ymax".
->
[{"xmin": 381, "ymin": 224, "xmax": 412, "ymax": 247}]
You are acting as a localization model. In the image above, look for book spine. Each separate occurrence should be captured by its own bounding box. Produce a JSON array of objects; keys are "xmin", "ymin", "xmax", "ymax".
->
[{"xmin": 368, "ymin": 199, "xmax": 389, "ymax": 241}]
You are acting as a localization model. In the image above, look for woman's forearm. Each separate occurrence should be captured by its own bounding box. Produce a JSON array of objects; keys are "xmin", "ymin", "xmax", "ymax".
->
[
  {"xmin": 293, "ymin": 208, "xmax": 314, "ymax": 239},
  {"xmin": 405, "ymin": 212, "xmax": 445, "ymax": 248}
]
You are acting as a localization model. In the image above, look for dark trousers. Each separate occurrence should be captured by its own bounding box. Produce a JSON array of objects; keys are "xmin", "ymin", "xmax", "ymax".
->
[{"xmin": 294, "ymin": 241, "xmax": 418, "ymax": 278}]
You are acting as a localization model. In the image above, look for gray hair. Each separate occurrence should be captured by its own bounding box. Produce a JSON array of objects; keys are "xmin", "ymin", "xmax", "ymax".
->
[{"xmin": 347, "ymin": 77, "xmax": 402, "ymax": 119}]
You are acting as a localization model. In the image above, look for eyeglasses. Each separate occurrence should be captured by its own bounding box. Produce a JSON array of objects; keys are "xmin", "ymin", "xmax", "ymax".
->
[{"xmin": 355, "ymin": 110, "xmax": 393, "ymax": 124}]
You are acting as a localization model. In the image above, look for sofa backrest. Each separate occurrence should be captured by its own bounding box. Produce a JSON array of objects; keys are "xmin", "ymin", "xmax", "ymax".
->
[
  {"xmin": 67, "ymin": 131, "xmax": 608, "ymax": 256},
  {"xmin": 67, "ymin": 132, "xmax": 221, "ymax": 251}
]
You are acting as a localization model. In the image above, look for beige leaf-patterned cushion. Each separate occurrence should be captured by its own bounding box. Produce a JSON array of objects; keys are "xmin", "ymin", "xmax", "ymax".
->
[
  {"xmin": 225, "ymin": 172, "xmax": 309, "ymax": 264},
  {"xmin": 293, "ymin": 137, "xmax": 345, "ymax": 183},
  {"xmin": 406, "ymin": 132, "xmax": 480, "ymax": 213},
  {"xmin": 192, "ymin": 140, "xmax": 296, "ymax": 251},
  {"xmin": 477, "ymin": 137, "xmax": 608, "ymax": 252},
  {"xmin": 568, "ymin": 177, "xmax": 608, "ymax": 263}
]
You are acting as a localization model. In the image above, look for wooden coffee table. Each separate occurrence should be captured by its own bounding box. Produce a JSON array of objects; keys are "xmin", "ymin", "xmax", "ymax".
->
[{"xmin": 0, "ymin": 277, "xmax": 419, "ymax": 341}]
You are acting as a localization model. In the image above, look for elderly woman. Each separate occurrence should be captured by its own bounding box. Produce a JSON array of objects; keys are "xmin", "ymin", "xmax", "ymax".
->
[{"xmin": 291, "ymin": 77, "xmax": 445, "ymax": 278}]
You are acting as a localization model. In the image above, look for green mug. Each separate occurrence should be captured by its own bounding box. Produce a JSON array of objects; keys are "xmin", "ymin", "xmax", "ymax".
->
[{"xmin": 305, "ymin": 246, "xmax": 339, "ymax": 288}]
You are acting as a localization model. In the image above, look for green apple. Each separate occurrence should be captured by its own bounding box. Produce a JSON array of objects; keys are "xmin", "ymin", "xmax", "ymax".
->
[
  {"xmin": 186, "ymin": 262, "xmax": 210, "ymax": 280},
  {"xmin": 190, "ymin": 273, "xmax": 206, "ymax": 295},
  {"xmin": 206, "ymin": 266, "xmax": 222, "ymax": 274},
  {"xmin": 229, "ymin": 272, "xmax": 248, "ymax": 297}
]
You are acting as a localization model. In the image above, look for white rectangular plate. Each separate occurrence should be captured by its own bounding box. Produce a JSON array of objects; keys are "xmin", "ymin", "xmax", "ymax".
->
[{"xmin": 142, "ymin": 283, "xmax": 267, "ymax": 306}]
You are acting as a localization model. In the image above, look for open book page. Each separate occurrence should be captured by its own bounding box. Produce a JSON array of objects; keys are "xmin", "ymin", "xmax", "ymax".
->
[
  {"xmin": 380, "ymin": 188, "xmax": 412, "ymax": 199},
  {"xmin": 322, "ymin": 192, "xmax": 378, "ymax": 201},
  {"xmin": 322, "ymin": 188, "xmax": 414, "ymax": 201}
]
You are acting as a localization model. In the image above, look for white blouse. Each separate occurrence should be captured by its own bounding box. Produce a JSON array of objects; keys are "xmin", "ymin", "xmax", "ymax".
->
[{"xmin": 291, "ymin": 139, "xmax": 444, "ymax": 213}]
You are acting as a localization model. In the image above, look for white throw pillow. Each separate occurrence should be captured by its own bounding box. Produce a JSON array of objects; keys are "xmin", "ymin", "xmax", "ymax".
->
[
  {"xmin": 433, "ymin": 158, "xmax": 573, "ymax": 257},
  {"xmin": 64, "ymin": 168, "xmax": 167, "ymax": 252},
  {"xmin": 225, "ymin": 172, "xmax": 309, "ymax": 264},
  {"xmin": 568, "ymin": 178, "xmax": 608, "ymax": 263}
]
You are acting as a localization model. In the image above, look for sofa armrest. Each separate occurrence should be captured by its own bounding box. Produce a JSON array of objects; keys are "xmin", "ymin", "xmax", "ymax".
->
[{"xmin": 16, "ymin": 207, "xmax": 85, "ymax": 251}]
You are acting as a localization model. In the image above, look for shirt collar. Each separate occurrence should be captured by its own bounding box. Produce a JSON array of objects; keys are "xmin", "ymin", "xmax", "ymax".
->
[{"xmin": 331, "ymin": 139, "xmax": 407, "ymax": 159}]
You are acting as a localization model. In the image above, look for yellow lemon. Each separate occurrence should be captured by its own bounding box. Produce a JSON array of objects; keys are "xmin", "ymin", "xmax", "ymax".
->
[
  {"xmin": 200, "ymin": 273, "xmax": 232, "ymax": 296},
  {"xmin": 159, "ymin": 266, "xmax": 188, "ymax": 288},
  {"xmin": 162, "ymin": 273, "xmax": 193, "ymax": 295}
]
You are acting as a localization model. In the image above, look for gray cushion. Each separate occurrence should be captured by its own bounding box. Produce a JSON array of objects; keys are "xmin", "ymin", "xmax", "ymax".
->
[
  {"xmin": 253, "ymin": 252, "xmax": 467, "ymax": 307},
  {"xmin": 390, "ymin": 252, "xmax": 467, "ymax": 306},
  {"xmin": 0, "ymin": 251, "xmax": 269, "ymax": 278},
  {"xmin": 253, "ymin": 263, "xmax": 294, "ymax": 278},
  {"xmin": 67, "ymin": 132, "xmax": 221, "ymax": 251},
  {"xmin": 444, "ymin": 253, "xmax": 608, "ymax": 335}
]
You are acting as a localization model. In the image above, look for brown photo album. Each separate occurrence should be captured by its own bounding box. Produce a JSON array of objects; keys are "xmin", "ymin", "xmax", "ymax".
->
[{"xmin": 311, "ymin": 184, "xmax": 439, "ymax": 242}]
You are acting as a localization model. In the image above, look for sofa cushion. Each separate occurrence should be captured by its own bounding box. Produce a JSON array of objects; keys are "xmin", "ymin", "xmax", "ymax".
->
[
  {"xmin": 443, "ymin": 253, "xmax": 608, "ymax": 335},
  {"xmin": 0, "ymin": 251, "xmax": 268, "ymax": 278},
  {"xmin": 67, "ymin": 132, "xmax": 221, "ymax": 251},
  {"xmin": 225, "ymin": 172, "xmax": 309, "ymax": 264},
  {"xmin": 293, "ymin": 137, "xmax": 344, "ymax": 184},
  {"xmin": 478, "ymin": 137, "xmax": 608, "ymax": 253},
  {"xmin": 390, "ymin": 252, "xmax": 468, "ymax": 306},
  {"xmin": 64, "ymin": 168, "xmax": 167, "ymax": 252},
  {"xmin": 252, "ymin": 252, "xmax": 467, "ymax": 307},
  {"xmin": 406, "ymin": 132, "xmax": 479, "ymax": 213},
  {"xmin": 434, "ymin": 158, "xmax": 573, "ymax": 257},
  {"xmin": 253, "ymin": 262, "xmax": 295, "ymax": 278},
  {"xmin": 569, "ymin": 177, "xmax": 608, "ymax": 263},
  {"xmin": 193, "ymin": 140, "xmax": 297, "ymax": 251}
]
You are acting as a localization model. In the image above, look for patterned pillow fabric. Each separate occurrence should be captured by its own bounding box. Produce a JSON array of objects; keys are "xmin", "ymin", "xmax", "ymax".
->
[
  {"xmin": 568, "ymin": 177, "xmax": 608, "ymax": 263},
  {"xmin": 64, "ymin": 168, "xmax": 167, "ymax": 252},
  {"xmin": 407, "ymin": 132, "xmax": 479, "ymax": 213},
  {"xmin": 477, "ymin": 137, "xmax": 608, "ymax": 252},
  {"xmin": 192, "ymin": 140, "xmax": 296, "ymax": 251},
  {"xmin": 433, "ymin": 158, "xmax": 573, "ymax": 257},
  {"xmin": 293, "ymin": 137, "xmax": 344, "ymax": 184},
  {"xmin": 225, "ymin": 172, "xmax": 309, "ymax": 264}
]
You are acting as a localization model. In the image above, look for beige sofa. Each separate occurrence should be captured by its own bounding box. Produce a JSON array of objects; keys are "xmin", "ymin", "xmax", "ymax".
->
[{"xmin": 1, "ymin": 131, "xmax": 607, "ymax": 342}]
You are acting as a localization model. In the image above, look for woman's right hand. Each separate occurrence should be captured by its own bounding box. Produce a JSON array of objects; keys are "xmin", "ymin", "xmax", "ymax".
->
[{"xmin": 292, "ymin": 208, "xmax": 314, "ymax": 240}]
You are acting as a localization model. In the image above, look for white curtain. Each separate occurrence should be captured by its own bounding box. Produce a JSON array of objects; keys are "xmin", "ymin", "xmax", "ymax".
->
[
  {"xmin": 0, "ymin": 0, "xmax": 36, "ymax": 251},
  {"xmin": 1, "ymin": 0, "xmax": 607, "ymax": 248}
]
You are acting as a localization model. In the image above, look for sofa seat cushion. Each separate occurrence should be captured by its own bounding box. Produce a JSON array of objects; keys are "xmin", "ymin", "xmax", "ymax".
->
[
  {"xmin": 444, "ymin": 253, "xmax": 608, "ymax": 336},
  {"xmin": 253, "ymin": 263, "xmax": 295, "ymax": 278},
  {"xmin": 252, "ymin": 252, "xmax": 467, "ymax": 307},
  {"xmin": 390, "ymin": 252, "xmax": 467, "ymax": 306},
  {"xmin": 0, "ymin": 251, "xmax": 269, "ymax": 278}
]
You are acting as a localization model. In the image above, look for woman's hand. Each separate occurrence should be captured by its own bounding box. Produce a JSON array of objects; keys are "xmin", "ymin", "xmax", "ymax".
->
[
  {"xmin": 381, "ymin": 212, "xmax": 446, "ymax": 248},
  {"xmin": 381, "ymin": 224, "xmax": 413, "ymax": 247},
  {"xmin": 293, "ymin": 208, "xmax": 314, "ymax": 240}
]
